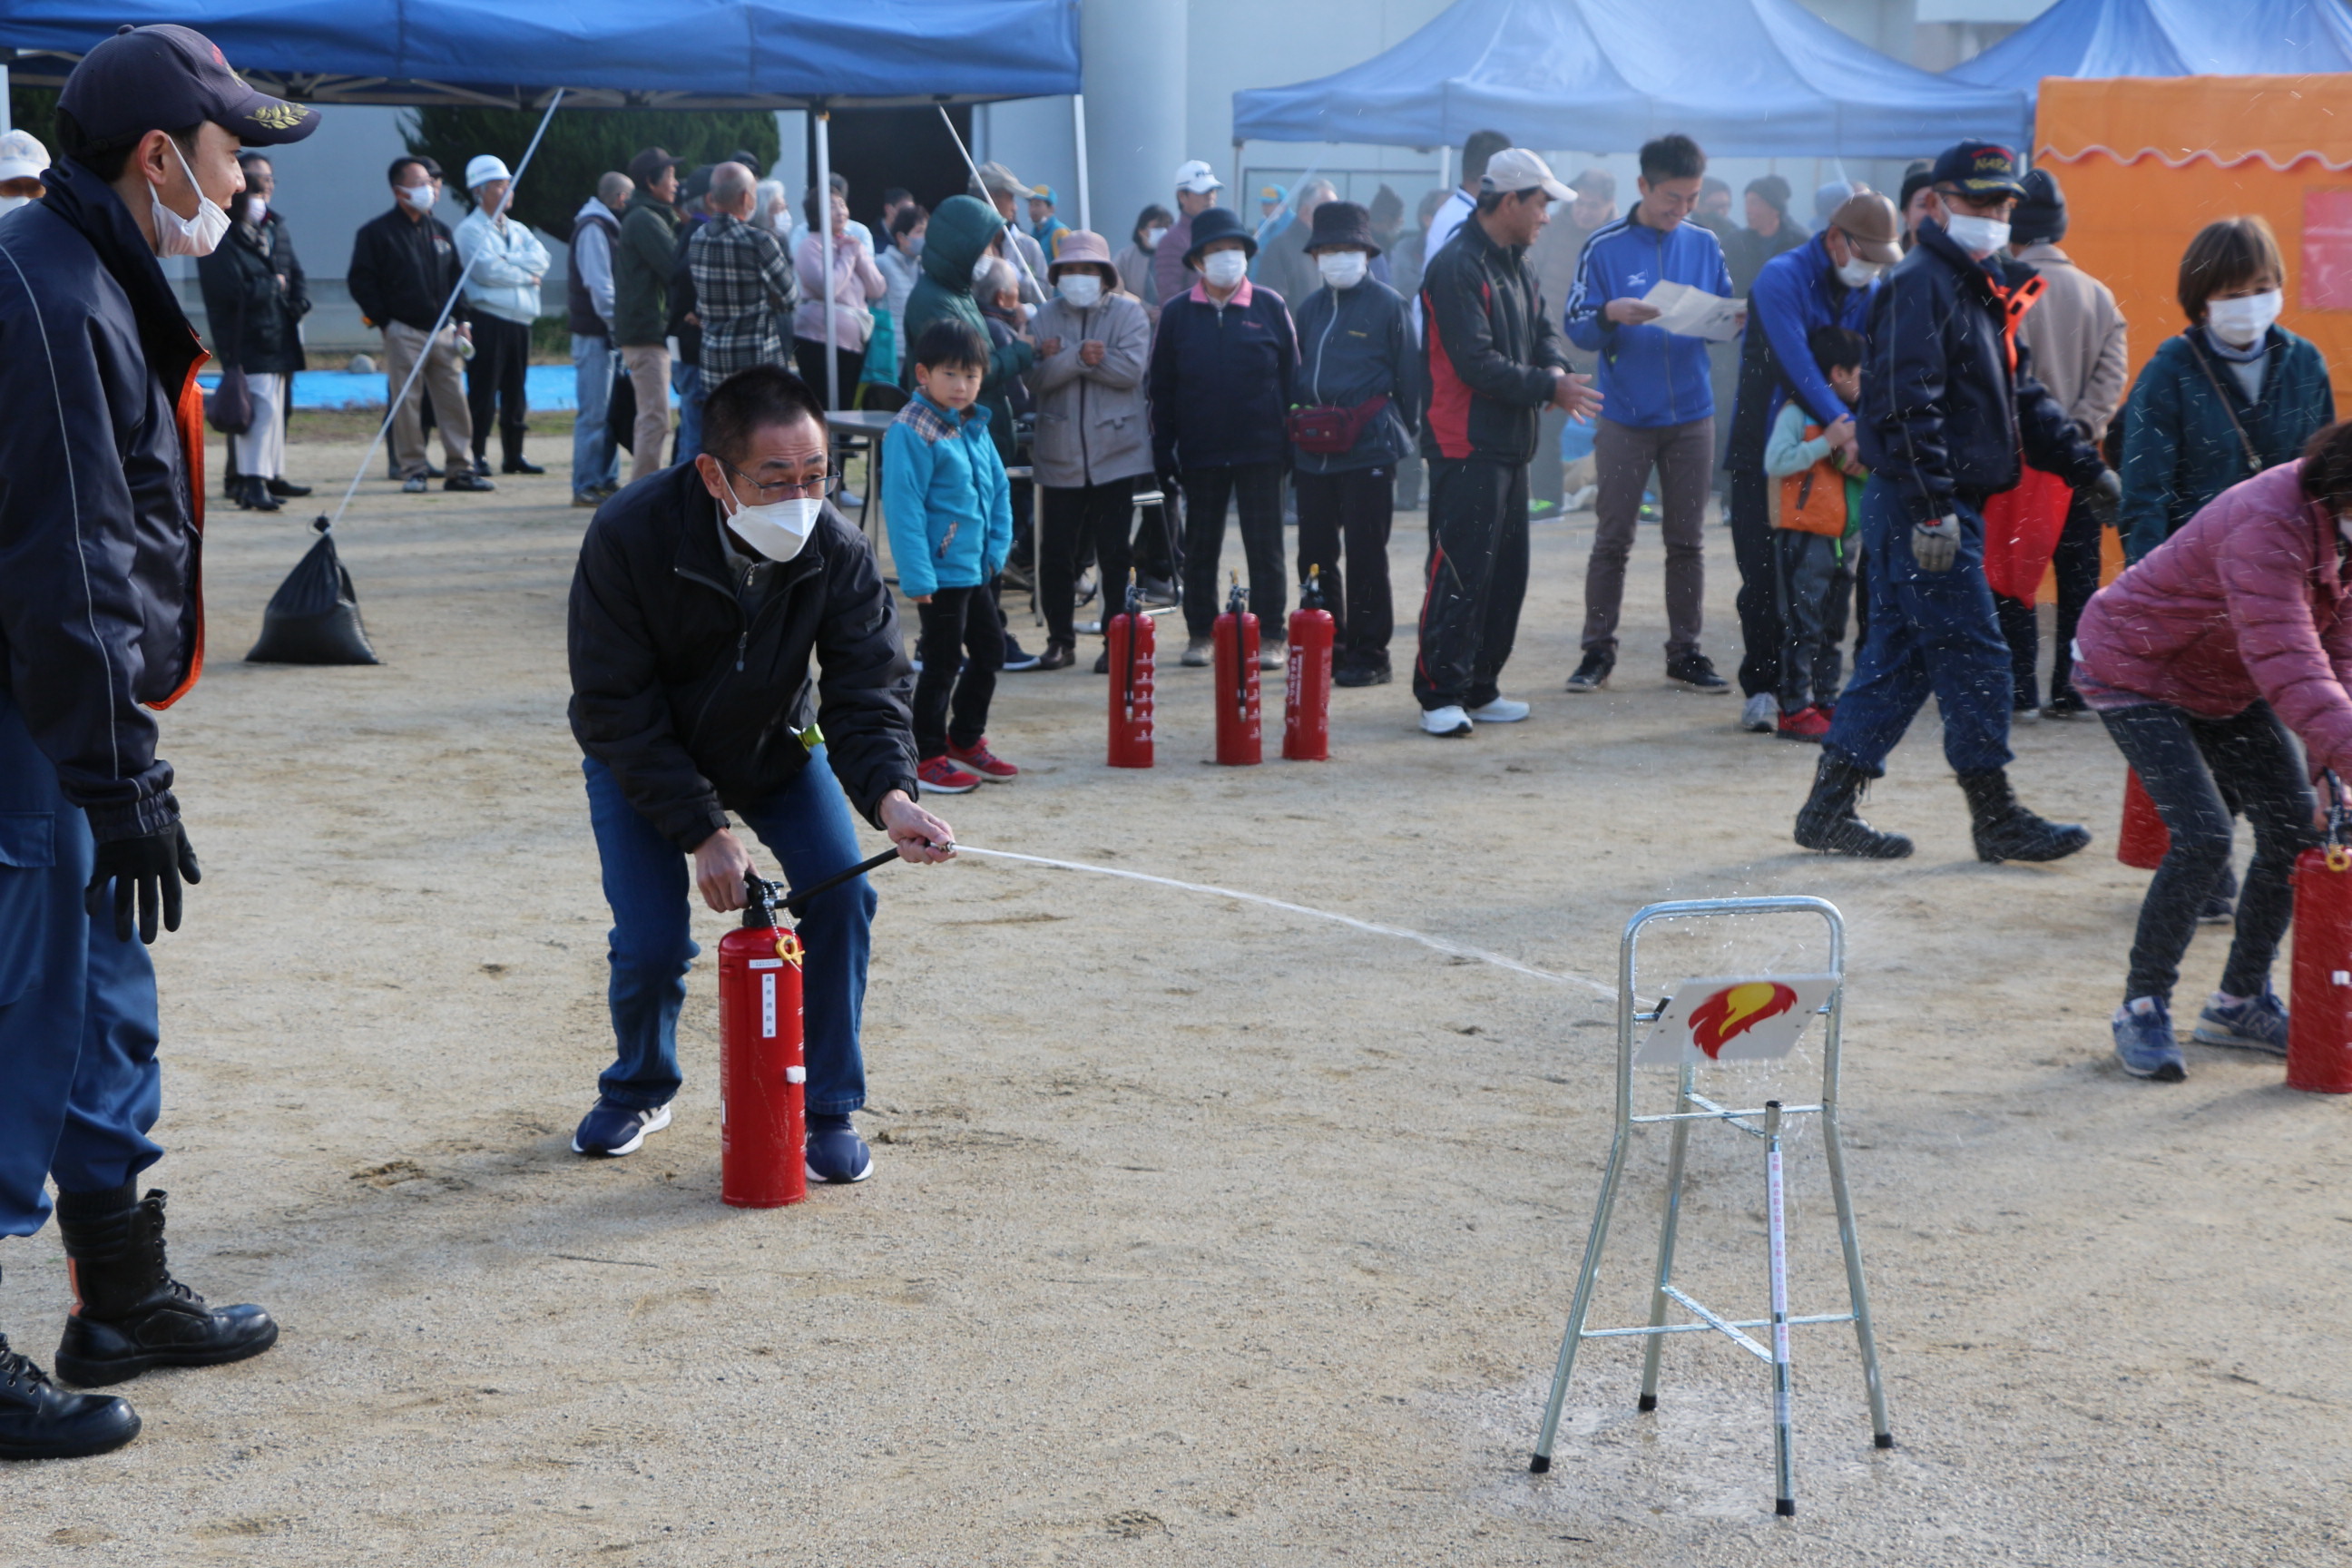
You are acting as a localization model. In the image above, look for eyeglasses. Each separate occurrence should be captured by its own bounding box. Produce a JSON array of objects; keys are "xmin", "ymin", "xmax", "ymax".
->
[{"xmin": 722, "ymin": 460, "xmax": 838, "ymax": 503}]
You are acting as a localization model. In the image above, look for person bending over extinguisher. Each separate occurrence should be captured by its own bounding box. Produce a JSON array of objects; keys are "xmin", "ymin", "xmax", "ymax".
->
[
  {"xmin": 568, "ymin": 364, "xmax": 956, "ymax": 1176},
  {"xmin": 2072, "ymin": 424, "xmax": 2352, "ymax": 1083}
]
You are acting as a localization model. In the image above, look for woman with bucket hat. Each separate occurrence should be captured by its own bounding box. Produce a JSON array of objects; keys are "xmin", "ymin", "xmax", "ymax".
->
[
  {"xmin": 1027, "ymin": 230, "xmax": 1155, "ymax": 671},
  {"xmin": 1289, "ymin": 200, "xmax": 1417, "ymax": 685},
  {"xmin": 1148, "ymin": 205, "xmax": 1300, "ymax": 669}
]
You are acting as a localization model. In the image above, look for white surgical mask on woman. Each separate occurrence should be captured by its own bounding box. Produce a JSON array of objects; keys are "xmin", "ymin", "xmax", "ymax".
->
[
  {"xmin": 971, "ymin": 253, "xmax": 994, "ymax": 283},
  {"xmin": 2207, "ymin": 289, "xmax": 2284, "ymax": 348},
  {"xmin": 1939, "ymin": 212, "xmax": 2009, "ymax": 258},
  {"xmin": 1317, "ymin": 251, "xmax": 1368, "ymax": 289},
  {"xmin": 1200, "ymin": 250, "xmax": 1249, "ymax": 289},
  {"xmin": 1836, "ymin": 256, "xmax": 1882, "ymax": 289},
  {"xmin": 241, "ymin": 195, "xmax": 266, "ymax": 227},
  {"xmin": 151, "ymin": 139, "xmax": 232, "ymax": 259},
  {"xmin": 1142, "ymin": 225, "xmax": 1168, "ymax": 250},
  {"xmin": 1056, "ymin": 273, "xmax": 1102, "ymax": 309},
  {"xmin": 720, "ymin": 477, "xmax": 823, "ymax": 564}
]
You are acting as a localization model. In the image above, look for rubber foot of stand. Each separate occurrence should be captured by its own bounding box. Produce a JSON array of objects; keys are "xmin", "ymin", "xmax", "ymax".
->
[
  {"xmin": 1776, "ymin": 1499, "xmax": 1797, "ymax": 1517},
  {"xmin": 1874, "ymin": 1432, "xmax": 1895, "ymax": 1449},
  {"xmin": 1529, "ymin": 1454, "xmax": 1552, "ymax": 1475},
  {"xmin": 1636, "ymin": 1394, "xmax": 1657, "ymax": 1412}
]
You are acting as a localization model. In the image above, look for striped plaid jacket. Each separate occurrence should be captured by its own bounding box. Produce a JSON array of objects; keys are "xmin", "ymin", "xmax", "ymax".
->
[{"xmin": 688, "ymin": 213, "xmax": 797, "ymax": 381}]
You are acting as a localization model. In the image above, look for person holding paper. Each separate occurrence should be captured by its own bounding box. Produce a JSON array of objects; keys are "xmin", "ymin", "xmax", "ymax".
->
[{"xmin": 1563, "ymin": 134, "xmax": 1741, "ymax": 696}]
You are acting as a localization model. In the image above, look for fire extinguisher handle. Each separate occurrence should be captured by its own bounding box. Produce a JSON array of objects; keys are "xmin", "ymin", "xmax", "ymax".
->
[{"xmin": 780, "ymin": 846, "xmax": 905, "ymax": 918}]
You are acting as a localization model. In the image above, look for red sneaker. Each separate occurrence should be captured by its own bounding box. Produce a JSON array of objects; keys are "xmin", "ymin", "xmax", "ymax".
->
[
  {"xmin": 916, "ymin": 754, "xmax": 982, "ymax": 793},
  {"xmin": 1777, "ymin": 704, "xmax": 1831, "ymax": 742},
  {"xmin": 946, "ymin": 736, "xmax": 1018, "ymax": 779}
]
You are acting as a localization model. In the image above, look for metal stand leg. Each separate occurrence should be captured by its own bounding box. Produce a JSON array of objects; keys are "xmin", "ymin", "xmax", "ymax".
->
[
  {"xmin": 1637, "ymin": 1063, "xmax": 1696, "ymax": 1412},
  {"xmin": 1530, "ymin": 1123, "xmax": 1632, "ymax": 1473},
  {"xmin": 1823, "ymin": 1105, "xmax": 1893, "ymax": 1447},
  {"xmin": 1764, "ymin": 1102, "xmax": 1797, "ymax": 1516}
]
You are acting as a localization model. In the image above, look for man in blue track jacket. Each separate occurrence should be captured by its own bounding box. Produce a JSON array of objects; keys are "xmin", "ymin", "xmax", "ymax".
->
[{"xmin": 1563, "ymin": 135, "xmax": 1740, "ymax": 695}]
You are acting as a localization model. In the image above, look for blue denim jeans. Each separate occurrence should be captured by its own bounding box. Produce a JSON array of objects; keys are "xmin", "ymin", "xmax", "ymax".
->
[
  {"xmin": 671, "ymin": 361, "xmax": 706, "ymax": 466},
  {"xmin": 1822, "ymin": 477, "xmax": 2014, "ymax": 779},
  {"xmin": 571, "ymin": 333, "xmax": 620, "ymax": 496},
  {"xmin": 0, "ymin": 689, "xmax": 163, "ymax": 1236},
  {"xmin": 582, "ymin": 749, "xmax": 873, "ymax": 1115}
]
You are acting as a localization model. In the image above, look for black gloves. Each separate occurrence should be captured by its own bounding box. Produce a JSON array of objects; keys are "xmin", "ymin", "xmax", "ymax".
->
[
  {"xmin": 2083, "ymin": 467, "xmax": 2122, "ymax": 534},
  {"xmin": 83, "ymin": 826, "xmax": 201, "ymax": 945}
]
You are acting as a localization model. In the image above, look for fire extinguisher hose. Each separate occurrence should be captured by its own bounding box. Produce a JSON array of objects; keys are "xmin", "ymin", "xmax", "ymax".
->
[{"xmin": 781, "ymin": 846, "xmax": 906, "ymax": 917}]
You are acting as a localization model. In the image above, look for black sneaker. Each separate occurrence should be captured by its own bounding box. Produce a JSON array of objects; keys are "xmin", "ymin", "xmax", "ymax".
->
[
  {"xmin": 572, "ymin": 1099, "xmax": 671, "ymax": 1157},
  {"xmin": 443, "ymin": 472, "xmax": 496, "ymax": 493},
  {"xmin": 1001, "ymin": 637, "xmax": 1043, "ymax": 672},
  {"xmin": 2042, "ymin": 688, "xmax": 2089, "ymax": 719},
  {"xmin": 1564, "ymin": 651, "xmax": 1613, "ymax": 693},
  {"xmin": 1334, "ymin": 662, "xmax": 1392, "ymax": 688},
  {"xmin": 401, "ymin": 475, "xmax": 429, "ymax": 494},
  {"xmin": 1666, "ymin": 652, "xmax": 1730, "ymax": 692}
]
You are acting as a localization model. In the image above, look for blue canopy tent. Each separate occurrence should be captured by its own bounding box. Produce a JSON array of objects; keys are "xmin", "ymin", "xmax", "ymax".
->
[
  {"xmin": 1230, "ymin": 0, "xmax": 2031, "ymax": 159},
  {"xmin": 0, "ymin": 0, "xmax": 1082, "ymax": 409},
  {"xmin": 1947, "ymin": 0, "xmax": 2352, "ymax": 99}
]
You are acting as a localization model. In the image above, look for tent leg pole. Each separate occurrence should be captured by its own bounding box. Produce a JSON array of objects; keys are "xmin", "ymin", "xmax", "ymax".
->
[
  {"xmin": 1438, "ymin": 145, "xmax": 1451, "ymax": 197},
  {"xmin": 816, "ymin": 108, "xmax": 839, "ymax": 413},
  {"xmin": 1230, "ymin": 142, "xmax": 1243, "ymax": 207},
  {"xmin": 1072, "ymin": 94, "xmax": 1092, "ymax": 235},
  {"xmin": 0, "ymin": 68, "xmax": 12, "ymax": 134}
]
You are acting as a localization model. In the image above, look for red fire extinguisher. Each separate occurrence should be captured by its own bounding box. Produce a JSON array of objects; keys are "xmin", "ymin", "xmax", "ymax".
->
[
  {"xmin": 1107, "ymin": 570, "xmax": 1154, "ymax": 769},
  {"xmin": 2288, "ymin": 773, "xmax": 2352, "ymax": 1093},
  {"xmin": 1283, "ymin": 564, "xmax": 1334, "ymax": 762},
  {"xmin": 2118, "ymin": 769, "xmax": 2169, "ymax": 870},
  {"xmin": 1213, "ymin": 573, "xmax": 1261, "ymax": 766},
  {"xmin": 719, "ymin": 874, "xmax": 807, "ymax": 1208}
]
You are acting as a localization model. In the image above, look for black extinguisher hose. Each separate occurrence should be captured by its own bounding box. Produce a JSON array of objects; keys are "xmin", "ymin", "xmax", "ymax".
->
[{"xmin": 779, "ymin": 846, "xmax": 905, "ymax": 919}]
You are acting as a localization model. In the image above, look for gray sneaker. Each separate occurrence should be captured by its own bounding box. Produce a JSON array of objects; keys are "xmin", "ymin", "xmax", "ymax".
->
[
  {"xmin": 1740, "ymin": 692, "xmax": 1777, "ymax": 733},
  {"xmin": 1181, "ymin": 636, "xmax": 1212, "ymax": 668},
  {"xmin": 2191, "ymin": 985, "xmax": 2288, "ymax": 1055},
  {"xmin": 2112, "ymin": 996, "xmax": 2186, "ymax": 1082}
]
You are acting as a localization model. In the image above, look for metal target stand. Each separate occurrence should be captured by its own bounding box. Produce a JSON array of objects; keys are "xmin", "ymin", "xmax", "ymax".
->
[{"xmin": 1529, "ymin": 897, "xmax": 1891, "ymax": 1516}]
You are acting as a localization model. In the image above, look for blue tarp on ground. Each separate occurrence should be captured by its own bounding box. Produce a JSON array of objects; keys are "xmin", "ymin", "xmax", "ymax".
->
[
  {"xmin": 0, "ymin": 0, "xmax": 1080, "ymax": 107},
  {"xmin": 1948, "ymin": 0, "xmax": 2352, "ymax": 97},
  {"xmin": 201, "ymin": 367, "xmax": 583, "ymax": 410},
  {"xmin": 1231, "ymin": 0, "xmax": 2032, "ymax": 158}
]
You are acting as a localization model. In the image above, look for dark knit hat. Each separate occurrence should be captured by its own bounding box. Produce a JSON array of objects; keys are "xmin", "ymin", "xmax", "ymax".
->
[
  {"xmin": 1897, "ymin": 159, "xmax": 1935, "ymax": 217},
  {"xmin": 1306, "ymin": 200, "xmax": 1379, "ymax": 256},
  {"xmin": 1182, "ymin": 206, "xmax": 1257, "ymax": 264},
  {"xmin": 1745, "ymin": 174, "xmax": 1792, "ymax": 215},
  {"xmin": 2010, "ymin": 167, "xmax": 2066, "ymax": 246}
]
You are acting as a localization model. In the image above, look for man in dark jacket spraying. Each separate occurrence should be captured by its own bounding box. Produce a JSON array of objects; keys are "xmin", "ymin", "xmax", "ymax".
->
[
  {"xmin": 0, "ymin": 24, "xmax": 317, "ymax": 1459},
  {"xmin": 1794, "ymin": 141, "xmax": 2121, "ymax": 862},
  {"xmin": 568, "ymin": 365, "xmax": 956, "ymax": 1181},
  {"xmin": 1414, "ymin": 149, "xmax": 1602, "ymax": 737}
]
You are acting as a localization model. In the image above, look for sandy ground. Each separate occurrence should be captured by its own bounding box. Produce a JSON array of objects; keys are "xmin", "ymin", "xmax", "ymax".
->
[{"xmin": 3, "ymin": 428, "xmax": 2350, "ymax": 1567}]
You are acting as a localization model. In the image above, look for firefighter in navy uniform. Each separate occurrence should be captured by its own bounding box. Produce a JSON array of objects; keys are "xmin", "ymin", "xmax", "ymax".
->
[
  {"xmin": 1793, "ymin": 141, "xmax": 2122, "ymax": 862},
  {"xmin": 0, "ymin": 27, "xmax": 321, "ymax": 1460}
]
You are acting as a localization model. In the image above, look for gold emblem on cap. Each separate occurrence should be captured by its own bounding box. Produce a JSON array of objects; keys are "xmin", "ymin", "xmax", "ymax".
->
[{"xmin": 250, "ymin": 103, "xmax": 303, "ymax": 131}]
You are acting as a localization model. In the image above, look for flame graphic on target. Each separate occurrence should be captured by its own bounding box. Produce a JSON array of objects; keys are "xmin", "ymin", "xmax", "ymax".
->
[{"xmin": 1687, "ymin": 982, "xmax": 1798, "ymax": 1058}]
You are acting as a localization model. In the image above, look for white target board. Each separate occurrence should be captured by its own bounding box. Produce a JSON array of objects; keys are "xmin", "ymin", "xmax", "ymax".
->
[{"xmin": 1633, "ymin": 975, "xmax": 1839, "ymax": 1067}]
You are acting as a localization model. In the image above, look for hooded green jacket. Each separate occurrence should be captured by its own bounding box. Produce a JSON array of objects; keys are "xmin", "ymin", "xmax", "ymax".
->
[{"xmin": 901, "ymin": 195, "xmax": 1035, "ymax": 459}]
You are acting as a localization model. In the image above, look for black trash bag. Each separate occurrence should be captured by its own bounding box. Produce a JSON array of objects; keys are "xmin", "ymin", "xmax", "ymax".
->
[{"xmin": 245, "ymin": 518, "xmax": 380, "ymax": 665}]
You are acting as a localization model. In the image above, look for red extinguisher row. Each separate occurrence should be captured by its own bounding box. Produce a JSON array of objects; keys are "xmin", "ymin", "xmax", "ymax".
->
[
  {"xmin": 2116, "ymin": 765, "xmax": 2352, "ymax": 1093},
  {"xmin": 1107, "ymin": 567, "xmax": 1335, "ymax": 770}
]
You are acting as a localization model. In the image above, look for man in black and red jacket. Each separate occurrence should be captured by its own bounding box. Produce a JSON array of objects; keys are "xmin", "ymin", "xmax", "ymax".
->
[{"xmin": 1414, "ymin": 148, "xmax": 1602, "ymax": 737}]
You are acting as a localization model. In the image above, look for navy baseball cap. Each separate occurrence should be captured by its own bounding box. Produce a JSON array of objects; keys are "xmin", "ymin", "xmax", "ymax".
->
[
  {"xmin": 59, "ymin": 24, "xmax": 319, "ymax": 149},
  {"xmin": 1930, "ymin": 140, "xmax": 2026, "ymax": 201}
]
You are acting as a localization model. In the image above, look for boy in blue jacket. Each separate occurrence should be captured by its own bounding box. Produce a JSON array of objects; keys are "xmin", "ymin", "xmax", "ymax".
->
[
  {"xmin": 884, "ymin": 320, "xmax": 1017, "ymax": 793},
  {"xmin": 1563, "ymin": 133, "xmax": 1740, "ymax": 694}
]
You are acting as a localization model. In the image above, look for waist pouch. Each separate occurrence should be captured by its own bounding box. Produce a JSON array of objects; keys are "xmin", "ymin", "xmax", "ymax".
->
[{"xmin": 1287, "ymin": 394, "xmax": 1390, "ymax": 456}]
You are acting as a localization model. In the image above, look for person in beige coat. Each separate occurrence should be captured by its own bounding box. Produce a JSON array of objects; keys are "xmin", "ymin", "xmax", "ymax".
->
[
  {"xmin": 1024, "ymin": 230, "xmax": 1155, "ymax": 671},
  {"xmin": 2008, "ymin": 168, "xmax": 2128, "ymax": 717}
]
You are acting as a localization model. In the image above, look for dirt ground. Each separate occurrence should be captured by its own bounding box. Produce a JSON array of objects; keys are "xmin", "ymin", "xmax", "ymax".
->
[{"xmin": 4, "ymin": 429, "xmax": 2349, "ymax": 1566}]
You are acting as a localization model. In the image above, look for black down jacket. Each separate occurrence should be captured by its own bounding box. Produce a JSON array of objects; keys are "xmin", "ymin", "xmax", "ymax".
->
[
  {"xmin": 0, "ymin": 160, "xmax": 209, "ymax": 841},
  {"xmin": 196, "ymin": 211, "xmax": 310, "ymax": 376},
  {"xmin": 568, "ymin": 463, "xmax": 920, "ymax": 850},
  {"xmin": 1858, "ymin": 219, "xmax": 2102, "ymax": 524}
]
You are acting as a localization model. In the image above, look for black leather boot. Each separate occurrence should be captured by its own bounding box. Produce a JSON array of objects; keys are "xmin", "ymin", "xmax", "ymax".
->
[
  {"xmin": 236, "ymin": 475, "xmax": 281, "ymax": 513},
  {"xmin": 1959, "ymin": 769, "xmax": 2092, "ymax": 863},
  {"xmin": 500, "ymin": 428, "xmax": 544, "ymax": 475},
  {"xmin": 52, "ymin": 1187, "xmax": 278, "ymax": 1388},
  {"xmin": 1794, "ymin": 754, "xmax": 1914, "ymax": 858},
  {"xmin": 0, "ymin": 1320, "xmax": 140, "ymax": 1460}
]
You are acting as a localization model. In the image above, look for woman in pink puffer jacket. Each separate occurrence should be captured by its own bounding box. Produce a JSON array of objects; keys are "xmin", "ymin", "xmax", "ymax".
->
[{"xmin": 2073, "ymin": 426, "xmax": 2352, "ymax": 1082}]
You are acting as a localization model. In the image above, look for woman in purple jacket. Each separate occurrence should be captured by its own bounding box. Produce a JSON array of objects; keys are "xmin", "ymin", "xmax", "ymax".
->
[{"xmin": 2073, "ymin": 425, "xmax": 2352, "ymax": 1082}]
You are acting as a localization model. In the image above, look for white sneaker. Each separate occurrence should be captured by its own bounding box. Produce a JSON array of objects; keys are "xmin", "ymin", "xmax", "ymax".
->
[
  {"xmin": 1420, "ymin": 705, "xmax": 1474, "ymax": 737},
  {"xmin": 1566, "ymin": 484, "xmax": 1598, "ymax": 512},
  {"xmin": 1466, "ymin": 697, "xmax": 1530, "ymax": 723},
  {"xmin": 1740, "ymin": 692, "xmax": 1776, "ymax": 733}
]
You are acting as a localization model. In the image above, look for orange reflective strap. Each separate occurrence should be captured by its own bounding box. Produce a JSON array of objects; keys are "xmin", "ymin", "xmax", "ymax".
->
[{"xmin": 148, "ymin": 338, "xmax": 209, "ymax": 710}]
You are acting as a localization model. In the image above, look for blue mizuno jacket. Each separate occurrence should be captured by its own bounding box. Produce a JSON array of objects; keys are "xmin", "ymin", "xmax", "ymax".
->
[{"xmin": 1563, "ymin": 212, "xmax": 1733, "ymax": 429}]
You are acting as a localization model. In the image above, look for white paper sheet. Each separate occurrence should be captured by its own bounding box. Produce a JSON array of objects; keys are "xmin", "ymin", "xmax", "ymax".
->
[{"xmin": 1640, "ymin": 280, "xmax": 1745, "ymax": 341}]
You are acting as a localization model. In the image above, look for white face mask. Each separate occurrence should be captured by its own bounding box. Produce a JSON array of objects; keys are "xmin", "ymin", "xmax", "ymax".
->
[
  {"xmin": 1056, "ymin": 273, "xmax": 1102, "ymax": 309},
  {"xmin": 1940, "ymin": 212, "xmax": 2009, "ymax": 258},
  {"xmin": 242, "ymin": 196, "xmax": 266, "ymax": 226},
  {"xmin": 2207, "ymin": 289, "xmax": 2283, "ymax": 348},
  {"xmin": 1836, "ymin": 256, "xmax": 1882, "ymax": 289},
  {"xmin": 1201, "ymin": 250, "xmax": 1249, "ymax": 289},
  {"xmin": 720, "ymin": 475, "xmax": 823, "ymax": 564},
  {"xmin": 1142, "ymin": 225, "xmax": 1168, "ymax": 250},
  {"xmin": 0, "ymin": 194, "xmax": 31, "ymax": 218},
  {"xmin": 397, "ymin": 181, "xmax": 436, "ymax": 211},
  {"xmin": 149, "ymin": 139, "xmax": 231, "ymax": 259},
  {"xmin": 971, "ymin": 252, "xmax": 995, "ymax": 283},
  {"xmin": 1317, "ymin": 250, "xmax": 1369, "ymax": 289}
]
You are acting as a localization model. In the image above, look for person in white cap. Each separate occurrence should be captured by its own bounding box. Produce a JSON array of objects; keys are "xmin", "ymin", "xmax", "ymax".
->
[
  {"xmin": 1153, "ymin": 158, "xmax": 1224, "ymax": 309},
  {"xmin": 454, "ymin": 152, "xmax": 552, "ymax": 475},
  {"xmin": 0, "ymin": 130, "xmax": 48, "ymax": 213}
]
